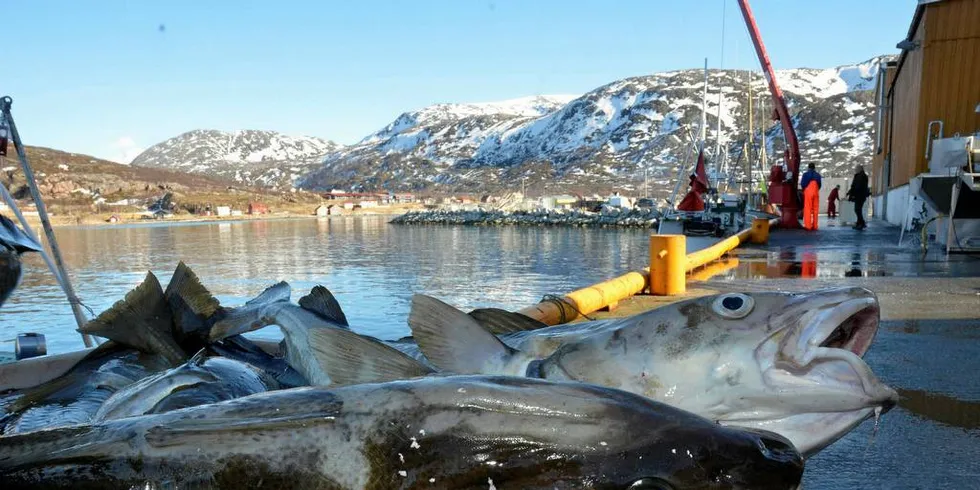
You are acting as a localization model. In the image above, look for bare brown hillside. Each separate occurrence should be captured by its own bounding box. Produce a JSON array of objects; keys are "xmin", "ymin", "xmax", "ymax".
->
[{"xmin": 1, "ymin": 146, "xmax": 321, "ymax": 217}]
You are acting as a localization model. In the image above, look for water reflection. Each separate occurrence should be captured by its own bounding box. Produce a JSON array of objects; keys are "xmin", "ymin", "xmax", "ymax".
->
[
  {"xmin": 732, "ymin": 246, "xmax": 895, "ymax": 279},
  {"xmin": 899, "ymin": 388, "xmax": 980, "ymax": 430}
]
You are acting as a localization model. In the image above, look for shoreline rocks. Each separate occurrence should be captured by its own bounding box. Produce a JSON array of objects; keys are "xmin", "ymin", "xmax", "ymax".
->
[{"xmin": 389, "ymin": 208, "xmax": 660, "ymax": 228}]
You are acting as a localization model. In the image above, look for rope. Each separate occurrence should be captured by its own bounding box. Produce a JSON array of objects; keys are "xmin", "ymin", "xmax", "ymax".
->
[{"xmin": 540, "ymin": 294, "xmax": 595, "ymax": 323}]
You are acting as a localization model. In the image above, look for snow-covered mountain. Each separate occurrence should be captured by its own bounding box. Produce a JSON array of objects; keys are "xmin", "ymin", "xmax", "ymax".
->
[
  {"xmin": 301, "ymin": 57, "xmax": 888, "ymax": 197},
  {"xmin": 132, "ymin": 130, "xmax": 339, "ymax": 189}
]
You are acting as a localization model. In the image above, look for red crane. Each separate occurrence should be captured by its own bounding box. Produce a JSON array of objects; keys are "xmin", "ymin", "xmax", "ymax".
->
[{"xmin": 737, "ymin": 0, "xmax": 802, "ymax": 228}]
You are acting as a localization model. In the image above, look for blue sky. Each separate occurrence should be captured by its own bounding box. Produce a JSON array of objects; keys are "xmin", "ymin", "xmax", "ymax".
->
[{"xmin": 5, "ymin": 0, "xmax": 916, "ymax": 163}]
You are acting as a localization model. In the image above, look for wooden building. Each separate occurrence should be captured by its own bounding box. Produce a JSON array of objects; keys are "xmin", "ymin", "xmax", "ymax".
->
[{"xmin": 871, "ymin": 0, "xmax": 980, "ymax": 223}]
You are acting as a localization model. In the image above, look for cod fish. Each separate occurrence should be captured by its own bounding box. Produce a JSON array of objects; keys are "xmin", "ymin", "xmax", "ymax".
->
[
  {"xmin": 93, "ymin": 349, "xmax": 279, "ymax": 422},
  {"xmin": 315, "ymin": 287, "xmax": 898, "ymax": 457},
  {"xmin": 0, "ymin": 376, "xmax": 804, "ymax": 490},
  {"xmin": 207, "ymin": 284, "xmax": 431, "ymax": 386}
]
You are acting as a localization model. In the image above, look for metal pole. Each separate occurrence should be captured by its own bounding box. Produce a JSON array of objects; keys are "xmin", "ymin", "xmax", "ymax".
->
[{"xmin": 1, "ymin": 96, "xmax": 94, "ymax": 347}]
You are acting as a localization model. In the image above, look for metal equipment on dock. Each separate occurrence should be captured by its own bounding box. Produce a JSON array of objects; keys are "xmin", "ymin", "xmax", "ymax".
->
[{"xmin": 900, "ymin": 133, "xmax": 980, "ymax": 253}]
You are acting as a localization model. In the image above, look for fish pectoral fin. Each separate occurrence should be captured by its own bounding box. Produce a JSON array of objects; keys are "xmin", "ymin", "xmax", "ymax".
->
[
  {"xmin": 469, "ymin": 308, "xmax": 549, "ymax": 334},
  {"xmin": 409, "ymin": 295, "xmax": 517, "ymax": 374},
  {"xmin": 165, "ymin": 262, "xmax": 220, "ymax": 318},
  {"xmin": 78, "ymin": 272, "xmax": 186, "ymax": 366},
  {"xmin": 247, "ymin": 281, "xmax": 291, "ymax": 305},
  {"xmin": 187, "ymin": 348, "xmax": 209, "ymax": 366},
  {"xmin": 306, "ymin": 327, "xmax": 433, "ymax": 386},
  {"xmin": 299, "ymin": 285, "xmax": 349, "ymax": 328}
]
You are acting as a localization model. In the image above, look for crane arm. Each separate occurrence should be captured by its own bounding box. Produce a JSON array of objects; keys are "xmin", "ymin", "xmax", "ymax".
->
[
  {"xmin": 736, "ymin": 0, "xmax": 800, "ymax": 174},
  {"xmin": 736, "ymin": 0, "xmax": 802, "ymax": 226}
]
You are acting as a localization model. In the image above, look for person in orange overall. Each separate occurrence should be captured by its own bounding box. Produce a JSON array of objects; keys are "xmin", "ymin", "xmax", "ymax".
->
[
  {"xmin": 827, "ymin": 184, "xmax": 841, "ymax": 219},
  {"xmin": 799, "ymin": 163, "xmax": 822, "ymax": 230}
]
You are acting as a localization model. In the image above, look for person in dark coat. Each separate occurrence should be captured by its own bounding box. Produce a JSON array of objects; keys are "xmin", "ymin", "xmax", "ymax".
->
[{"xmin": 846, "ymin": 165, "xmax": 871, "ymax": 230}]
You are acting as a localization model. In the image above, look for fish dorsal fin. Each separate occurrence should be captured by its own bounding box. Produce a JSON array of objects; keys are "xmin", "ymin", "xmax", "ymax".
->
[
  {"xmin": 306, "ymin": 327, "xmax": 433, "ymax": 386},
  {"xmin": 409, "ymin": 295, "xmax": 515, "ymax": 374},
  {"xmin": 469, "ymin": 308, "xmax": 549, "ymax": 334},
  {"xmin": 165, "ymin": 262, "xmax": 220, "ymax": 318},
  {"xmin": 79, "ymin": 272, "xmax": 186, "ymax": 365},
  {"xmin": 247, "ymin": 281, "xmax": 291, "ymax": 305},
  {"xmin": 299, "ymin": 286, "xmax": 349, "ymax": 327}
]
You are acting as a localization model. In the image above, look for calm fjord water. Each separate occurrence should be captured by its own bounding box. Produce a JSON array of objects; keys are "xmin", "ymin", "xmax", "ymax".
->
[{"xmin": 1, "ymin": 216, "xmax": 683, "ymax": 353}]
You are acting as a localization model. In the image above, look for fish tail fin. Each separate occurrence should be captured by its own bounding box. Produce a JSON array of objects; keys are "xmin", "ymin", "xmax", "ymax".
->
[
  {"xmin": 469, "ymin": 308, "xmax": 549, "ymax": 334},
  {"xmin": 247, "ymin": 281, "xmax": 291, "ymax": 305},
  {"xmin": 78, "ymin": 272, "xmax": 186, "ymax": 365},
  {"xmin": 409, "ymin": 295, "xmax": 517, "ymax": 373},
  {"xmin": 166, "ymin": 262, "xmax": 220, "ymax": 318},
  {"xmin": 299, "ymin": 285, "xmax": 349, "ymax": 327},
  {"xmin": 208, "ymin": 282, "xmax": 291, "ymax": 341},
  {"xmin": 166, "ymin": 262, "xmax": 221, "ymax": 349},
  {"xmin": 306, "ymin": 327, "xmax": 433, "ymax": 386}
]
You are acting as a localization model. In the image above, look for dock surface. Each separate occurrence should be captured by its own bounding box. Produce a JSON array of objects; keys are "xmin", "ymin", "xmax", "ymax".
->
[{"xmin": 591, "ymin": 218, "xmax": 980, "ymax": 322}]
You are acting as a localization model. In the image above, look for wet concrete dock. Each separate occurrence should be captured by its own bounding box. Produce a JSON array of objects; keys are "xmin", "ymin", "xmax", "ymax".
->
[{"xmin": 594, "ymin": 218, "xmax": 980, "ymax": 489}]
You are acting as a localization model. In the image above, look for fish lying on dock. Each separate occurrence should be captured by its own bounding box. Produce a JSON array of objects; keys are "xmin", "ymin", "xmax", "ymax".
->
[
  {"xmin": 309, "ymin": 287, "xmax": 898, "ymax": 457},
  {"xmin": 0, "ymin": 376, "xmax": 805, "ymax": 490},
  {"xmin": 0, "ymin": 214, "xmax": 43, "ymax": 308}
]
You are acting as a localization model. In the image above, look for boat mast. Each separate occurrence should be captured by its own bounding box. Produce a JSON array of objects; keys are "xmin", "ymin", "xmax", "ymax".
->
[
  {"xmin": 747, "ymin": 69, "xmax": 753, "ymax": 201},
  {"xmin": 701, "ymin": 58, "xmax": 708, "ymax": 152}
]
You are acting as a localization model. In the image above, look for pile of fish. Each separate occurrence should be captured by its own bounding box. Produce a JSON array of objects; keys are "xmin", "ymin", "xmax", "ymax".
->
[{"xmin": 0, "ymin": 262, "xmax": 901, "ymax": 489}]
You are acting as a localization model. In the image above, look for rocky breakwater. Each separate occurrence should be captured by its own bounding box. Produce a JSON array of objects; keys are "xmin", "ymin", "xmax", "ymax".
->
[{"xmin": 390, "ymin": 207, "xmax": 660, "ymax": 228}]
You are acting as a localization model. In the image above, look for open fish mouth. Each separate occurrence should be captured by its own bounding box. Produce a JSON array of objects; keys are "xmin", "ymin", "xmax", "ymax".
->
[
  {"xmin": 725, "ymin": 288, "xmax": 899, "ymax": 455},
  {"xmin": 813, "ymin": 297, "xmax": 880, "ymax": 358}
]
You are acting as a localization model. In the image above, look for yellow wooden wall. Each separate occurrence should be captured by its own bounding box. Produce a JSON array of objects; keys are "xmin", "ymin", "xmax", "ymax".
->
[
  {"xmin": 920, "ymin": 0, "xmax": 980, "ymax": 150},
  {"xmin": 882, "ymin": 0, "xmax": 980, "ymax": 192},
  {"xmin": 888, "ymin": 19, "xmax": 926, "ymax": 190}
]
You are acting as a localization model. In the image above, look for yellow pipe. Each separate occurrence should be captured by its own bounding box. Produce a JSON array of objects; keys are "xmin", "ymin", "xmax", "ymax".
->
[
  {"xmin": 520, "ymin": 218, "xmax": 778, "ymax": 325},
  {"xmin": 685, "ymin": 218, "xmax": 777, "ymax": 271},
  {"xmin": 518, "ymin": 270, "xmax": 648, "ymax": 325}
]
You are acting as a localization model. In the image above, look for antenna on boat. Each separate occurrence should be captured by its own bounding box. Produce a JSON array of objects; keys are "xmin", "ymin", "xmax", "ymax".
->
[
  {"xmin": 0, "ymin": 97, "xmax": 95, "ymax": 348},
  {"xmin": 715, "ymin": 0, "xmax": 727, "ymax": 181}
]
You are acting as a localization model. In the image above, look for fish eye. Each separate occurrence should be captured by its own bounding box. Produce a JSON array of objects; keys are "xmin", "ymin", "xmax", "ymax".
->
[
  {"xmin": 627, "ymin": 478, "xmax": 674, "ymax": 490},
  {"xmin": 711, "ymin": 293, "xmax": 755, "ymax": 319}
]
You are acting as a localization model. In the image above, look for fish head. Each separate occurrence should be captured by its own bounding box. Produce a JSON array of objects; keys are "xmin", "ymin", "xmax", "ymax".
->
[
  {"xmin": 714, "ymin": 287, "xmax": 898, "ymax": 456},
  {"xmin": 541, "ymin": 287, "xmax": 897, "ymax": 456}
]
